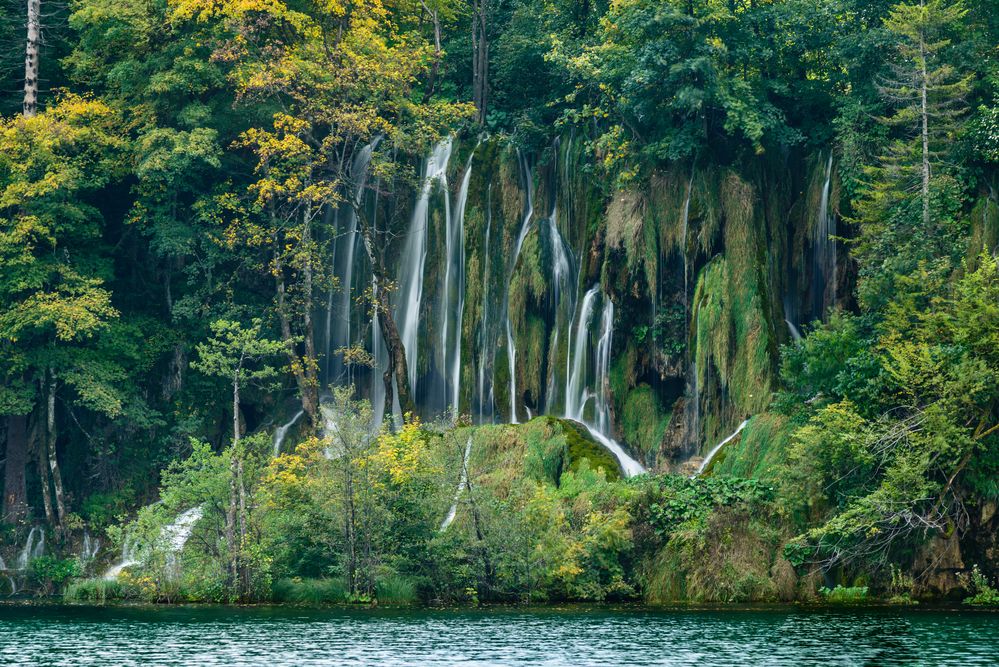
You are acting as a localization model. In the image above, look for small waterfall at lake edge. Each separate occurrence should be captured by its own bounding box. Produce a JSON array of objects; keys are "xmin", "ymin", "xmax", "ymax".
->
[
  {"xmin": 15, "ymin": 526, "xmax": 44, "ymax": 570},
  {"xmin": 104, "ymin": 506, "xmax": 204, "ymax": 579},
  {"xmin": 440, "ymin": 435, "xmax": 474, "ymax": 531},
  {"xmin": 396, "ymin": 139, "xmax": 453, "ymax": 402}
]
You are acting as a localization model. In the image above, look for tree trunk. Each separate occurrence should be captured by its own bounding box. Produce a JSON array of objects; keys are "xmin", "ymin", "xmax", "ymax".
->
[
  {"xmin": 472, "ymin": 0, "xmax": 490, "ymax": 125},
  {"xmin": 376, "ymin": 285, "xmax": 414, "ymax": 416},
  {"xmin": 344, "ymin": 463, "xmax": 357, "ymax": 596},
  {"xmin": 23, "ymin": 0, "xmax": 40, "ymax": 117},
  {"xmin": 3, "ymin": 415, "xmax": 29, "ymax": 523},
  {"xmin": 45, "ymin": 374, "xmax": 66, "ymax": 527},
  {"xmin": 227, "ymin": 375, "xmax": 240, "ymax": 595},
  {"xmin": 34, "ymin": 413, "xmax": 54, "ymax": 526}
]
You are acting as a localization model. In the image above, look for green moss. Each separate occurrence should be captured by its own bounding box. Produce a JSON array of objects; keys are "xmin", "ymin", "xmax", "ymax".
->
[{"xmin": 619, "ymin": 385, "xmax": 670, "ymax": 458}]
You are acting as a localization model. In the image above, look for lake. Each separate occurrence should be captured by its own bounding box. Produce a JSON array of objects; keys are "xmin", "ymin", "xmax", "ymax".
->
[{"xmin": 0, "ymin": 604, "xmax": 996, "ymax": 665}]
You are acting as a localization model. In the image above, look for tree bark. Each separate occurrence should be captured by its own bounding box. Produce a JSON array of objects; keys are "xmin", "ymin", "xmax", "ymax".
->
[
  {"xmin": 23, "ymin": 0, "xmax": 40, "ymax": 117},
  {"xmin": 34, "ymin": 413, "xmax": 54, "ymax": 526},
  {"xmin": 376, "ymin": 285, "xmax": 414, "ymax": 416},
  {"xmin": 2, "ymin": 415, "xmax": 29, "ymax": 523},
  {"xmin": 45, "ymin": 374, "xmax": 66, "ymax": 527},
  {"xmin": 471, "ymin": 0, "xmax": 490, "ymax": 125}
]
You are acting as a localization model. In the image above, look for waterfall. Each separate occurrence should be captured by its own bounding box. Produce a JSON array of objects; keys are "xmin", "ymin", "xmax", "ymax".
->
[
  {"xmin": 681, "ymin": 171, "xmax": 694, "ymax": 306},
  {"xmin": 563, "ymin": 286, "xmax": 644, "ymax": 477},
  {"xmin": 325, "ymin": 139, "xmax": 379, "ymax": 386},
  {"xmin": 812, "ymin": 152, "xmax": 836, "ymax": 319},
  {"xmin": 15, "ymin": 526, "xmax": 44, "ymax": 570},
  {"xmin": 693, "ymin": 419, "xmax": 750, "ymax": 477},
  {"xmin": 504, "ymin": 149, "xmax": 536, "ymax": 423},
  {"xmin": 104, "ymin": 533, "xmax": 140, "ymax": 579},
  {"xmin": 273, "ymin": 409, "xmax": 304, "ymax": 456},
  {"xmin": 594, "ymin": 297, "xmax": 614, "ymax": 435},
  {"xmin": 477, "ymin": 186, "xmax": 494, "ymax": 424},
  {"xmin": 80, "ymin": 531, "xmax": 100, "ymax": 564},
  {"xmin": 397, "ymin": 138, "xmax": 453, "ymax": 401},
  {"xmin": 104, "ymin": 506, "xmax": 203, "ymax": 579},
  {"xmin": 544, "ymin": 190, "xmax": 574, "ymax": 414},
  {"xmin": 440, "ymin": 435, "xmax": 473, "ymax": 531},
  {"xmin": 441, "ymin": 153, "xmax": 475, "ymax": 416},
  {"xmin": 566, "ymin": 285, "xmax": 599, "ymax": 421},
  {"xmin": 785, "ymin": 320, "xmax": 803, "ymax": 344},
  {"xmin": 160, "ymin": 506, "xmax": 203, "ymax": 577}
]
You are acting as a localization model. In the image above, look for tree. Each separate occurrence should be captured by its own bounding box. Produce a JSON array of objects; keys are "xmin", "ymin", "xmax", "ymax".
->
[
  {"xmin": 853, "ymin": 0, "xmax": 973, "ymax": 308},
  {"xmin": 192, "ymin": 318, "xmax": 284, "ymax": 594},
  {"xmin": 0, "ymin": 95, "xmax": 126, "ymax": 527},
  {"xmin": 171, "ymin": 0, "xmax": 473, "ymax": 421}
]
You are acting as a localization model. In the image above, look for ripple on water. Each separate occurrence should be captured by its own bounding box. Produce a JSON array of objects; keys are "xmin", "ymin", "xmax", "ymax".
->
[{"xmin": 0, "ymin": 605, "xmax": 996, "ymax": 666}]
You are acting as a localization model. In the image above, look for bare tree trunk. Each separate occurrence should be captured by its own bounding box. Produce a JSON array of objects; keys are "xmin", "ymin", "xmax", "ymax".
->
[
  {"xmin": 34, "ymin": 413, "xmax": 53, "ymax": 526},
  {"xmin": 23, "ymin": 0, "xmax": 40, "ymax": 117},
  {"xmin": 45, "ymin": 374, "xmax": 66, "ymax": 527},
  {"xmin": 3, "ymin": 415, "xmax": 29, "ymax": 523},
  {"xmin": 471, "ymin": 0, "xmax": 490, "ymax": 125},
  {"xmin": 376, "ymin": 285, "xmax": 414, "ymax": 415},
  {"xmin": 344, "ymin": 463, "xmax": 357, "ymax": 596},
  {"xmin": 227, "ymin": 376, "xmax": 240, "ymax": 595}
]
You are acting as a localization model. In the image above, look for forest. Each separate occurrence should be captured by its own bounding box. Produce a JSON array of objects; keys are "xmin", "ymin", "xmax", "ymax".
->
[{"xmin": 0, "ymin": 0, "xmax": 998, "ymax": 607}]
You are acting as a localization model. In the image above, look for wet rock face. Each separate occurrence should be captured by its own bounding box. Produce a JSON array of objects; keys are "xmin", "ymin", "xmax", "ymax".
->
[{"xmin": 914, "ymin": 532, "xmax": 967, "ymax": 599}]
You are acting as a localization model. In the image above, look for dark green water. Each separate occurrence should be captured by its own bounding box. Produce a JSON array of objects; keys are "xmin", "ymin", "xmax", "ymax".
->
[{"xmin": 0, "ymin": 604, "xmax": 996, "ymax": 665}]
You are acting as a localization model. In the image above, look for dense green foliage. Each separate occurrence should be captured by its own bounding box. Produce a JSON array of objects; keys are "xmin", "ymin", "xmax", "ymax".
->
[{"xmin": 1, "ymin": 0, "xmax": 998, "ymax": 606}]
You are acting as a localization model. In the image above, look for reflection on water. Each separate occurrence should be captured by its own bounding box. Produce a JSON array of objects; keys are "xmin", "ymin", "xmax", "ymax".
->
[{"xmin": 0, "ymin": 604, "xmax": 996, "ymax": 666}]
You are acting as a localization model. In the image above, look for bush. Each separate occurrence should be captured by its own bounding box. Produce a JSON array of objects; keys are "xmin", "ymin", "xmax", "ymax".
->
[
  {"xmin": 819, "ymin": 585, "xmax": 869, "ymax": 604},
  {"xmin": 64, "ymin": 578, "xmax": 137, "ymax": 603},
  {"xmin": 31, "ymin": 556, "xmax": 81, "ymax": 595},
  {"xmin": 271, "ymin": 577, "xmax": 349, "ymax": 605},
  {"xmin": 376, "ymin": 572, "xmax": 418, "ymax": 605},
  {"xmin": 962, "ymin": 566, "xmax": 999, "ymax": 606}
]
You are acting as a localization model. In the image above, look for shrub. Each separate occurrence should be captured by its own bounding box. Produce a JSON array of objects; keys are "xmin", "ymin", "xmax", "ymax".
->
[
  {"xmin": 64, "ymin": 578, "xmax": 136, "ymax": 603},
  {"xmin": 271, "ymin": 577, "xmax": 349, "ymax": 605},
  {"xmin": 819, "ymin": 585, "xmax": 869, "ymax": 604},
  {"xmin": 962, "ymin": 565, "xmax": 999, "ymax": 606}
]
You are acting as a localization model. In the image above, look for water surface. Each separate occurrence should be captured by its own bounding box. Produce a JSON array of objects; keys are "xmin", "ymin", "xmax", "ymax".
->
[{"xmin": 0, "ymin": 604, "xmax": 996, "ymax": 665}]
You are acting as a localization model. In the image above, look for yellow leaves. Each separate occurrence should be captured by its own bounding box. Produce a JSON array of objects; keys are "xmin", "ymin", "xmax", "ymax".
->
[{"xmin": 368, "ymin": 418, "xmax": 441, "ymax": 486}]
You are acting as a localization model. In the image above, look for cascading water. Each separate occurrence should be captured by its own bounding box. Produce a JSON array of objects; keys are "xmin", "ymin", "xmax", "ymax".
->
[
  {"xmin": 396, "ymin": 139, "xmax": 453, "ymax": 401},
  {"xmin": 563, "ymin": 286, "xmax": 644, "ymax": 477},
  {"xmin": 440, "ymin": 435, "xmax": 473, "ymax": 531},
  {"xmin": 104, "ymin": 506, "xmax": 204, "ymax": 579},
  {"xmin": 324, "ymin": 139, "xmax": 379, "ymax": 386},
  {"xmin": 15, "ymin": 526, "xmax": 44, "ymax": 570},
  {"xmin": 477, "ymin": 187, "xmax": 494, "ymax": 424},
  {"xmin": 693, "ymin": 419, "xmax": 750, "ymax": 477},
  {"xmin": 565, "ymin": 285, "xmax": 599, "ymax": 422},
  {"xmin": 504, "ymin": 149, "xmax": 536, "ymax": 424},
  {"xmin": 273, "ymin": 409, "xmax": 304, "ymax": 456},
  {"xmin": 812, "ymin": 152, "xmax": 836, "ymax": 320},
  {"xmin": 440, "ymin": 153, "xmax": 475, "ymax": 416}
]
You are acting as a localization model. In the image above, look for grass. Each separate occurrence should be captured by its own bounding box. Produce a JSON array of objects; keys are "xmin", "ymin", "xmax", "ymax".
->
[
  {"xmin": 63, "ymin": 578, "xmax": 136, "ymax": 604},
  {"xmin": 271, "ymin": 578, "xmax": 349, "ymax": 605},
  {"xmin": 819, "ymin": 585, "xmax": 869, "ymax": 604}
]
